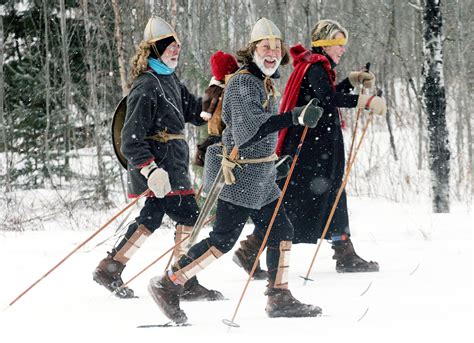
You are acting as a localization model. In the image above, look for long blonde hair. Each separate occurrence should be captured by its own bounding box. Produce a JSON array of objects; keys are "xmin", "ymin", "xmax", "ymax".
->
[{"xmin": 130, "ymin": 41, "xmax": 152, "ymax": 80}]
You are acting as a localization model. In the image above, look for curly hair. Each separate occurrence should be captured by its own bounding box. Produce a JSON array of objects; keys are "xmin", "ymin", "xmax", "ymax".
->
[
  {"xmin": 236, "ymin": 41, "xmax": 290, "ymax": 66},
  {"xmin": 130, "ymin": 41, "xmax": 152, "ymax": 80},
  {"xmin": 311, "ymin": 19, "xmax": 348, "ymax": 42}
]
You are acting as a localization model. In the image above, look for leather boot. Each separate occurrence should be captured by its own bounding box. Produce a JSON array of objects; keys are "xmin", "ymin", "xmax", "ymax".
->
[
  {"xmin": 332, "ymin": 238, "xmax": 379, "ymax": 273},
  {"xmin": 93, "ymin": 223, "xmax": 151, "ymax": 298},
  {"xmin": 265, "ymin": 286, "xmax": 322, "ymax": 318},
  {"xmin": 92, "ymin": 255, "xmax": 135, "ymax": 298},
  {"xmin": 181, "ymin": 276, "xmax": 225, "ymax": 301},
  {"xmin": 148, "ymin": 274, "xmax": 187, "ymax": 325},
  {"xmin": 232, "ymin": 234, "xmax": 268, "ymax": 280}
]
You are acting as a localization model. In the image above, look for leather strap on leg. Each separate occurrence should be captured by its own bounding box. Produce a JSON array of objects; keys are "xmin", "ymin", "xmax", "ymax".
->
[
  {"xmin": 173, "ymin": 225, "xmax": 193, "ymax": 261},
  {"xmin": 114, "ymin": 224, "xmax": 152, "ymax": 265},
  {"xmin": 274, "ymin": 240, "xmax": 291, "ymax": 289},
  {"xmin": 173, "ymin": 246, "xmax": 223, "ymax": 285}
]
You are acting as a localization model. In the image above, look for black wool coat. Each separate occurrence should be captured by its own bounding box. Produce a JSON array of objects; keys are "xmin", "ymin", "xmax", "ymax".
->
[
  {"xmin": 279, "ymin": 52, "xmax": 359, "ymax": 244},
  {"xmin": 121, "ymin": 71, "xmax": 205, "ymax": 198}
]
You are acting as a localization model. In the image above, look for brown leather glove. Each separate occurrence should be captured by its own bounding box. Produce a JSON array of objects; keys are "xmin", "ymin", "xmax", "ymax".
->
[
  {"xmin": 349, "ymin": 71, "xmax": 375, "ymax": 89},
  {"xmin": 356, "ymin": 94, "xmax": 387, "ymax": 115}
]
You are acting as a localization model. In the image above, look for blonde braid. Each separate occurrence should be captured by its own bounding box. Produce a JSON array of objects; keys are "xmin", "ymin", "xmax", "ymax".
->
[{"xmin": 130, "ymin": 41, "xmax": 152, "ymax": 80}]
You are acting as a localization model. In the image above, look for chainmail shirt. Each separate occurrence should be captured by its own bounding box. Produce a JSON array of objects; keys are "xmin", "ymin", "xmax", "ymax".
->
[{"xmin": 203, "ymin": 70, "xmax": 281, "ymax": 209}]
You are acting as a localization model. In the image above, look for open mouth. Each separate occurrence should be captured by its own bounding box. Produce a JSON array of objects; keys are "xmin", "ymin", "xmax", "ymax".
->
[{"xmin": 264, "ymin": 58, "xmax": 277, "ymax": 68}]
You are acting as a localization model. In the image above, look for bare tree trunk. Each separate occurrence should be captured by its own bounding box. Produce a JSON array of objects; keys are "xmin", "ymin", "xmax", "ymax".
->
[
  {"xmin": 303, "ymin": 0, "xmax": 312, "ymax": 39},
  {"xmin": 0, "ymin": 15, "xmax": 11, "ymax": 193},
  {"xmin": 274, "ymin": 0, "xmax": 288, "ymax": 37},
  {"xmin": 59, "ymin": 0, "xmax": 72, "ymax": 179},
  {"xmin": 414, "ymin": 1, "xmax": 425, "ymax": 170},
  {"xmin": 169, "ymin": 0, "xmax": 178, "ymax": 28},
  {"xmin": 243, "ymin": 0, "xmax": 257, "ymax": 25},
  {"xmin": 421, "ymin": 0, "xmax": 450, "ymax": 213},
  {"xmin": 42, "ymin": 0, "xmax": 53, "ymax": 184},
  {"xmin": 455, "ymin": 0, "xmax": 473, "ymax": 196},
  {"xmin": 383, "ymin": 0, "xmax": 398, "ymax": 161},
  {"xmin": 111, "ymin": 0, "xmax": 130, "ymax": 96},
  {"xmin": 83, "ymin": 0, "xmax": 110, "ymax": 206}
]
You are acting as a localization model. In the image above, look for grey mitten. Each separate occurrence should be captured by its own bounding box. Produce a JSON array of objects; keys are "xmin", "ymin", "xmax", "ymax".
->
[{"xmin": 291, "ymin": 99, "xmax": 324, "ymax": 128}]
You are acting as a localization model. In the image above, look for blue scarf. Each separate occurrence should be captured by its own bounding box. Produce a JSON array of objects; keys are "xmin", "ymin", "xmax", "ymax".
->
[{"xmin": 148, "ymin": 57, "xmax": 175, "ymax": 75}]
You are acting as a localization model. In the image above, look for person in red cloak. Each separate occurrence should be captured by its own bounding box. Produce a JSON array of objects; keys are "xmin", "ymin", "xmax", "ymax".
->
[{"xmin": 233, "ymin": 19, "xmax": 387, "ymax": 274}]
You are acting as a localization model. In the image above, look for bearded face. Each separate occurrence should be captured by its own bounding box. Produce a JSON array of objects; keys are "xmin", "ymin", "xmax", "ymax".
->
[
  {"xmin": 253, "ymin": 39, "xmax": 282, "ymax": 76},
  {"xmin": 161, "ymin": 41, "xmax": 181, "ymax": 69}
]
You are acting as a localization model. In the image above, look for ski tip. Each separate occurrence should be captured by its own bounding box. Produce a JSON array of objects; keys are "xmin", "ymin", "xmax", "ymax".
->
[{"xmin": 222, "ymin": 319, "xmax": 240, "ymax": 328}]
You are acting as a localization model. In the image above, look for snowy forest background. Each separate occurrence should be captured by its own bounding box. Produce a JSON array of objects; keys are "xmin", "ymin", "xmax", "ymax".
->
[{"xmin": 0, "ymin": 0, "xmax": 473, "ymax": 231}]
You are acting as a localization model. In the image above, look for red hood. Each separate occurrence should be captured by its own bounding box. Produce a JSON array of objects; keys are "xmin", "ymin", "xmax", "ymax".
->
[{"xmin": 290, "ymin": 43, "xmax": 312, "ymax": 67}]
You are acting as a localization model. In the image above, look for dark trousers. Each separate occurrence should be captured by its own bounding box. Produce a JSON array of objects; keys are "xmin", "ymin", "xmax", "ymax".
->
[
  {"xmin": 112, "ymin": 195, "xmax": 199, "ymax": 255},
  {"xmin": 178, "ymin": 198, "xmax": 294, "ymax": 283}
]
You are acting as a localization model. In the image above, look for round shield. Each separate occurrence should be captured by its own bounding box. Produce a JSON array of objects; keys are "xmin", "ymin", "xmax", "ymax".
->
[{"xmin": 111, "ymin": 96, "xmax": 128, "ymax": 169}]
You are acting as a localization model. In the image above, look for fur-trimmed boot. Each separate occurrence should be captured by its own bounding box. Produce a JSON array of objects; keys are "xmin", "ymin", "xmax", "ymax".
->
[
  {"xmin": 93, "ymin": 223, "xmax": 152, "ymax": 298},
  {"xmin": 232, "ymin": 234, "xmax": 268, "ymax": 280},
  {"xmin": 181, "ymin": 276, "xmax": 225, "ymax": 301},
  {"xmin": 332, "ymin": 238, "xmax": 379, "ymax": 273},
  {"xmin": 265, "ymin": 286, "xmax": 322, "ymax": 318},
  {"xmin": 148, "ymin": 274, "xmax": 187, "ymax": 324},
  {"xmin": 92, "ymin": 255, "xmax": 135, "ymax": 298}
]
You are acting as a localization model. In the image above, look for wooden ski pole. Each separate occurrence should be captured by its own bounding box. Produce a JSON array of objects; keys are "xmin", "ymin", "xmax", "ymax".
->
[
  {"xmin": 301, "ymin": 112, "xmax": 374, "ymax": 283},
  {"xmin": 346, "ymin": 62, "xmax": 370, "ymax": 166},
  {"xmin": 7, "ymin": 189, "xmax": 150, "ymax": 308},
  {"xmin": 223, "ymin": 125, "xmax": 311, "ymax": 328}
]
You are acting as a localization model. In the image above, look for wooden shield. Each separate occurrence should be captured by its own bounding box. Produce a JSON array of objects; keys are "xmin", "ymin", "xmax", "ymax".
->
[{"xmin": 111, "ymin": 96, "xmax": 128, "ymax": 169}]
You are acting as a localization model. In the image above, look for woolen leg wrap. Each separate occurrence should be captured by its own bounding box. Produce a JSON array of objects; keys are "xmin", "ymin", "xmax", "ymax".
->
[
  {"xmin": 267, "ymin": 240, "xmax": 291, "ymax": 289},
  {"xmin": 173, "ymin": 225, "xmax": 194, "ymax": 262},
  {"xmin": 114, "ymin": 224, "xmax": 152, "ymax": 265},
  {"xmin": 173, "ymin": 245, "xmax": 223, "ymax": 285}
]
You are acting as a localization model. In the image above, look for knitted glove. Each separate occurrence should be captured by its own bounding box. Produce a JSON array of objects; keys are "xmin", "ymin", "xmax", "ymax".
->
[
  {"xmin": 348, "ymin": 71, "xmax": 375, "ymax": 89},
  {"xmin": 356, "ymin": 94, "xmax": 387, "ymax": 115},
  {"xmin": 291, "ymin": 99, "xmax": 323, "ymax": 128},
  {"xmin": 140, "ymin": 161, "xmax": 171, "ymax": 198}
]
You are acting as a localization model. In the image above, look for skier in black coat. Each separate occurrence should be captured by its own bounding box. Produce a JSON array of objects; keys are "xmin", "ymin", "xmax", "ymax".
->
[
  {"xmin": 93, "ymin": 17, "xmax": 223, "ymax": 301},
  {"xmin": 234, "ymin": 19, "xmax": 386, "ymax": 274}
]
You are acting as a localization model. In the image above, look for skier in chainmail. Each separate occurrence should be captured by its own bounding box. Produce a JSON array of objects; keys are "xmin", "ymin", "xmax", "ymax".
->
[{"xmin": 148, "ymin": 18, "xmax": 324, "ymax": 324}]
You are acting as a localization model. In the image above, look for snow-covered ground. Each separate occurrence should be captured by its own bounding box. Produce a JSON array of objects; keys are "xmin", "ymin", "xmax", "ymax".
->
[{"xmin": 0, "ymin": 196, "xmax": 471, "ymax": 343}]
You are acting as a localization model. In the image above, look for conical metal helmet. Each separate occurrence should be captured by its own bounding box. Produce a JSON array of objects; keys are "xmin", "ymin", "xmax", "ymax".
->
[
  {"xmin": 143, "ymin": 16, "xmax": 180, "ymax": 45},
  {"xmin": 249, "ymin": 17, "xmax": 282, "ymax": 49}
]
